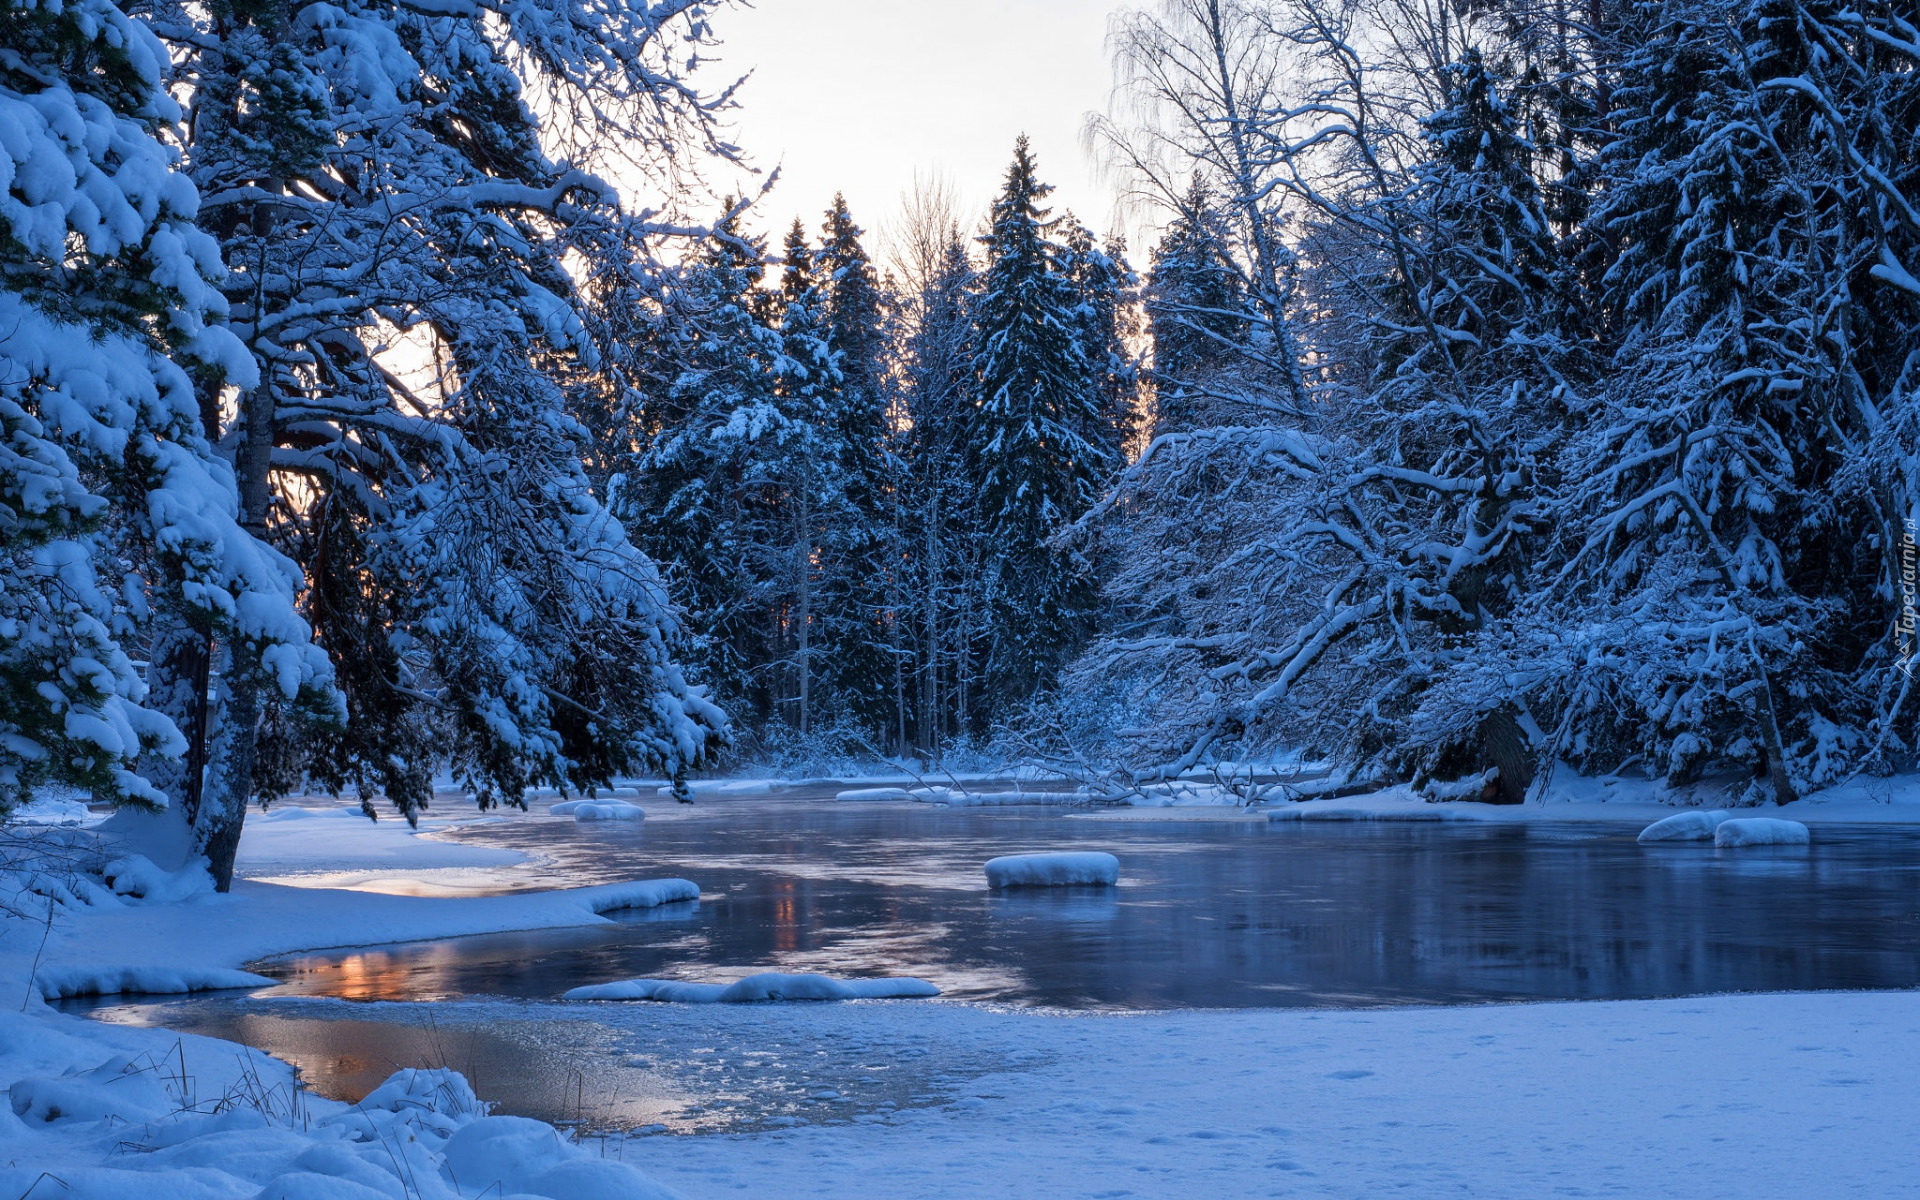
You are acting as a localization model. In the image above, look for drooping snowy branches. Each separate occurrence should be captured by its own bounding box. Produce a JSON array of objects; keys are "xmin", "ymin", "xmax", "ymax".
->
[
  {"xmin": 1067, "ymin": 0, "xmax": 1920, "ymax": 802},
  {"xmin": 150, "ymin": 0, "xmax": 739, "ymax": 868},
  {"xmin": 1, "ymin": 0, "xmax": 330, "ymax": 814}
]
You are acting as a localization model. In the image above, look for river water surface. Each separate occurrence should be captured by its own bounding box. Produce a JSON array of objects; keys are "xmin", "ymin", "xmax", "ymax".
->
[{"xmin": 67, "ymin": 792, "xmax": 1920, "ymax": 1131}]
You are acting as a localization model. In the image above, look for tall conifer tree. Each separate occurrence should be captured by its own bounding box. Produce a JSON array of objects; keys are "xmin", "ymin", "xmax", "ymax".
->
[
  {"xmin": 814, "ymin": 196, "xmax": 895, "ymax": 725},
  {"xmin": 971, "ymin": 137, "xmax": 1116, "ymax": 706}
]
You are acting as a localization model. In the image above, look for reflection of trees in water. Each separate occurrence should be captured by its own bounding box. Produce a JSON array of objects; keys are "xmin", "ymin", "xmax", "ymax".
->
[{"xmin": 121, "ymin": 815, "xmax": 1920, "ymax": 1013}]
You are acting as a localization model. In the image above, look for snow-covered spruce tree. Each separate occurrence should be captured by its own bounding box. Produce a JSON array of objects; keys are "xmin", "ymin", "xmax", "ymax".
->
[
  {"xmin": 754, "ymin": 220, "xmax": 833, "ymax": 736},
  {"xmin": 751, "ymin": 217, "xmax": 864, "ymax": 738},
  {"xmin": 148, "ymin": 0, "xmax": 729, "ymax": 878},
  {"xmin": 971, "ymin": 137, "xmax": 1117, "ymax": 709},
  {"xmin": 614, "ymin": 210, "xmax": 786, "ymax": 727},
  {"xmin": 1061, "ymin": 218, "xmax": 1142, "ymax": 460},
  {"xmin": 1515, "ymin": 0, "xmax": 1920, "ymax": 800},
  {"xmin": 1827, "ymin": 0, "xmax": 1920, "ymax": 770},
  {"xmin": 813, "ymin": 195, "xmax": 897, "ymax": 733},
  {"xmin": 1332, "ymin": 45, "xmax": 1588, "ymax": 799},
  {"xmin": 0, "ymin": 0, "xmax": 330, "ymax": 816},
  {"xmin": 1143, "ymin": 180, "xmax": 1253, "ymax": 435}
]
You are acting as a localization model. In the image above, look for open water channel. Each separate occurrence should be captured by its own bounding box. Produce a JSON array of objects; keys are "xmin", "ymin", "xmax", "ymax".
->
[{"xmin": 66, "ymin": 790, "xmax": 1920, "ymax": 1132}]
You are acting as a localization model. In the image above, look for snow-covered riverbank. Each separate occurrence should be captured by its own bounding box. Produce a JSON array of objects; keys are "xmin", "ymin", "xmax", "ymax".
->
[
  {"xmin": 5, "ymin": 787, "xmax": 1919, "ymax": 1199},
  {"xmin": 625, "ymin": 988, "xmax": 1920, "ymax": 1200}
]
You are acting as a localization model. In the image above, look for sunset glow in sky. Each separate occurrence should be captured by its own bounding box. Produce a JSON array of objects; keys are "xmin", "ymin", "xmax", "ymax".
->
[{"xmin": 715, "ymin": 0, "xmax": 1131, "ymax": 258}]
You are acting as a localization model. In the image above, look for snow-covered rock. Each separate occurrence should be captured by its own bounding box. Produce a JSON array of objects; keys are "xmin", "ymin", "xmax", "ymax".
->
[
  {"xmin": 1714, "ymin": 818, "xmax": 1810, "ymax": 848},
  {"xmin": 562, "ymin": 972, "xmax": 940, "ymax": 1003},
  {"xmin": 984, "ymin": 852, "xmax": 1120, "ymax": 889},
  {"xmin": 587, "ymin": 879, "xmax": 700, "ymax": 910},
  {"xmin": 549, "ymin": 799, "xmax": 644, "ymax": 821},
  {"xmin": 1637, "ymin": 810, "xmax": 1735, "ymax": 842}
]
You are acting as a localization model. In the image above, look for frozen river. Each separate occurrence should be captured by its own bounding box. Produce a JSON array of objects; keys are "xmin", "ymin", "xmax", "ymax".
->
[{"xmin": 68, "ymin": 792, "xmax": 1920, "ymax": 1130}]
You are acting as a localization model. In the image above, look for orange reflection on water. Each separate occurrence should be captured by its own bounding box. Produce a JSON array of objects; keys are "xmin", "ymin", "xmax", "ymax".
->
[{"xmin": 773, "ymin": 880, "xmax": 797, "ymax": 952}]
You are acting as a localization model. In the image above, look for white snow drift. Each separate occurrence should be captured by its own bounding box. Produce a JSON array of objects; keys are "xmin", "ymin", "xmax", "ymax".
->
[
  {"xmin": 1714, "ymin": 817, "xmax": 1811, "ymax": 847},
  {"xmin": 563, "ymin": 972, "xmax": 940, "ymax": 1003},
  {"xmin": 1637, "ymin": 809, "xmax": 1735, "ymax": 842},
  {"xmin": 984, "ymin": 852, "xmax": 1120, "ymax": 888},
  {"xmin": 441, "ymin": 1113, "xmax": 683, "ymax": 1199},
  {"xmin": 549, "ymin": 799, "xmax": 645, "ymax": 821},
  {"xmin": 0, "ymin": 1028, "xmax": 689, "ymax": 1200}
]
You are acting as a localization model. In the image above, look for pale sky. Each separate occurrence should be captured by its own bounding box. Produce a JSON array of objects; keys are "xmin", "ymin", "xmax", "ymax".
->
[{"xmin": 712, "ymin": 0, "xmax": 1136, "ymax": 263}]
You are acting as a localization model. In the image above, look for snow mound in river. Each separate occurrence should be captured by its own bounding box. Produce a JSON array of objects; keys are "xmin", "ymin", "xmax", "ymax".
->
[
  {"xmin": 1637, "ymin": 810, "xmax": 1734, "ymax": 842},
  {"xmin": 1714, "ymin": 818, "xmax": 1810, "ymax": 847},
  {"xmin": 562, "ymin": 972, "xmax": 940, "ymax": 1003},
  {"xmin": 984, "ymin": 852, "xmax": 1120, "ymax": 888},
  {"xmin": 550, "ymin": 799, "xmax": 644, "ymax": 821}
]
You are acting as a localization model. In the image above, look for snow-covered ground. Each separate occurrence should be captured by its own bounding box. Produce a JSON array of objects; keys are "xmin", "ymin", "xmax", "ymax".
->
[
  {"xmin": 626, "ymin": 990, "xmax": 1920, "ymax": 1200},
  {"xmin": 5, "ymin": 775, "xmax": 1920, "ymax": 1199},
  {"xmin": 6, "ymin": 973, "xmax": 1917, "ymax": 1198},
  {"xmin": 235, "ymin": 804, "xmax": 529, "ymax": 881},
  {"xmin": 10, "ymin": 867, "xmax": 699, "ymax": 1000}
]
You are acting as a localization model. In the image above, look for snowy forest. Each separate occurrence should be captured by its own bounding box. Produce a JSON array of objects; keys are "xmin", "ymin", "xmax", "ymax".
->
[{"xmin": 6, "ymin": 0, "xmax": 1919, "ymax": 887}]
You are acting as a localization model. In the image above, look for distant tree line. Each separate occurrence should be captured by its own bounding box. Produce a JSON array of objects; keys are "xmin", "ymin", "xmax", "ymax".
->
[{"xmin": 600, "ymin": 139, "xmax": 1141, "ymax": 758}]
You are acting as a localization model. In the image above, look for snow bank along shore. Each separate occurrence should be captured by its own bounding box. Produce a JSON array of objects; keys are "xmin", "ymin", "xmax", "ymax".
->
[{"xmin": 0, "ymin": 824, "xmax": 711, "ymax": 1198}]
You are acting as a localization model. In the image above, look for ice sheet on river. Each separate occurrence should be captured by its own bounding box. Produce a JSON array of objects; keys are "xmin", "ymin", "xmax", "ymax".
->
[{"xmin": 563, "ymin": 972, "xmax": 940, "ymax": 1003}]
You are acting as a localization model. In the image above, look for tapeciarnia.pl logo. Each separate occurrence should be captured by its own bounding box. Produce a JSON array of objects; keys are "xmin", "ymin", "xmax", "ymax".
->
[{"xmin": 1901, "ymin": 518, "xmax": 1917, "ymax": 678}]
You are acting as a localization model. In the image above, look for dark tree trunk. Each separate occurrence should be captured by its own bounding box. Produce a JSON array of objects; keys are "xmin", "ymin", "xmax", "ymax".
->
[
  {"xmin": 195, "ymin": 378, "xmax": 277, "ymax": 892},
  {"xmin": 1480, "ymin": 705, "xmax": 1535, "ymax": 805}
]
